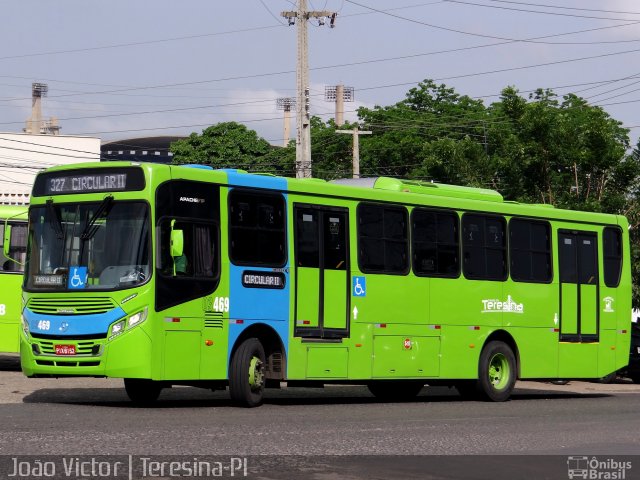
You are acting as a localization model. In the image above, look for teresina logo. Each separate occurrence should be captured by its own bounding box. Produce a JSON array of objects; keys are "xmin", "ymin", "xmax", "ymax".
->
[
  {"xmin": 179, "ymin": 197, "xmax": 205, "ymax": 203},
  {"xmin": 481, "ymin": 295, "xmax": 524, "ymax": 314}
]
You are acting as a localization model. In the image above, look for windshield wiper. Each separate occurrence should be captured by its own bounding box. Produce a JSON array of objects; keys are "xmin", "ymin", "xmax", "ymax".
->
[
  {"xmin": 46, "ymin": 200, "xmax": 64, "ymax": 240},
  {"xmin": 78, "ymin": 196, "xmax": 114, "ymax": 265},
  {"xmin": 80, "ymin": 196, "xmax": 114, "ymax": 240}
]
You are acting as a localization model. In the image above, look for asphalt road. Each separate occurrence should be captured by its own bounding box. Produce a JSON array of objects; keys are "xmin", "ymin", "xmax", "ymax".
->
[{"xmin": 1, "ymin": 353, "xmax": 639, "ymax": 479}]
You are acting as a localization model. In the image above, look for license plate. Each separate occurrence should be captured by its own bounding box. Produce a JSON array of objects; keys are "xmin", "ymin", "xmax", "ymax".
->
[{"xmin": 55, "ymin": 344, "xmax": 76, "ymax": 355}]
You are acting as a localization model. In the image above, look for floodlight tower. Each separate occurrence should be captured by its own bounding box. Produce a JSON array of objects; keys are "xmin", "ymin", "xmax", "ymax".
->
[
  {"xmin": 26, "ymin": 83, "xmax": 48, "ymax": 134},
  {"xmin": 276, "ymin": 97, "xmax": 296, "ymax": 147},
  {"xmin": 325, "ymin": 84, "xmax": 354, "ymax": 127}
]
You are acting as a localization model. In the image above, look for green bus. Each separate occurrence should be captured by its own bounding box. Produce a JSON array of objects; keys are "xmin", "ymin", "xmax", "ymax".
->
[
  {"xmin": 19, "ymin": 162, "xmax": 631, "ymax": 406},
  {"xmin": 0, "ymin": 205, "xmax": 28, "ymax": 353}
]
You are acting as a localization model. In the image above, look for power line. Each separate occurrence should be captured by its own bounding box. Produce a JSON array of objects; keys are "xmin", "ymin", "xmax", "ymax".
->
[
  {"xmin": 344, "ymin": 0, "xmax": 640, "ymax": 42},
  {"xmin": 443, "ymin": 0, "xmax": 640, "ymax": 21},
  {"xmin": 3, "ymin": 7, "xmax": 640, "ymax": 107},
  {"xmin": 1, "ymin": 17, "xmax": 639, "ymax": 109},
  {"xmin": 480, "ymin": 0, "xmax": 640, "ymax": 16},
  {"xmin": 257, "ymin": 0, "xmax": 288, "ymax": 25},
  {"xmin": 0, "ymin": 143, "xmax": 99, "ymax": 161},
  {"xmin": 0, "ymin": 25, "xmax": 286, "ymax": 63},
  {"xmin": 0, "ymin": 135, "xmax": 102, "ymax": 157},
  {"xmin": 0, "ymin": 2, "xmax": 444, "ymax": 66},
  {"xmin": 3, "ymin": 41, "xmax": 640, "ymax": 130}
]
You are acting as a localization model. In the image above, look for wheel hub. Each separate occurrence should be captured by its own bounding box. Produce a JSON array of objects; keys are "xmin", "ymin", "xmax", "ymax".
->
[
  {"xmin": 248, "ymin": 356, "xmax": 264, "ymax": 391},
  {"xmin": 488, "ymin": 352, "xmax": 509, "ymax": 389}
]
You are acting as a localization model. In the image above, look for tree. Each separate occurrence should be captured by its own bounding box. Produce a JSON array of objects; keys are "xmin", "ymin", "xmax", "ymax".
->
[
  {"xmin": 487, "ymin": 88, "xmax": 634, "ymax": 211},
  {"xmin": 170, "ymin": 122, "xmax": 293, "ymax": 175},
  {"xmin": 357, "ymin": 79, "xmax": 491, "ymax": 180}
]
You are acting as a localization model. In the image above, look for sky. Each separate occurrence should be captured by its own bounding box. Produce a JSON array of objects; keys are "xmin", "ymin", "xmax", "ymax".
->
[{"xmin": 2, "ymin": 0, "xmax": 640, "ymax": 150}]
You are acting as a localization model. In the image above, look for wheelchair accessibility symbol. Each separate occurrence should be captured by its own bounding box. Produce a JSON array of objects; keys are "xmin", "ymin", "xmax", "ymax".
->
[
  {"xmin": 68, "ymin": 266, "xmax": 88, "ymax": 289},
  {"xmin": 352, "ymin": 276, "xmax": 366, "ymax": 297}
]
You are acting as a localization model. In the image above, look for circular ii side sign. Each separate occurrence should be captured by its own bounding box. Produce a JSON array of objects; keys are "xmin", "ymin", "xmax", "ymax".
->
[{"xmin": 403, "ymin": 338, "xmax": 412, "ymax": 350}]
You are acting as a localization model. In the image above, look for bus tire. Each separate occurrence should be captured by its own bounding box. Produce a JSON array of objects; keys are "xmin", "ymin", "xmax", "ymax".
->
[
  {"xmin": 229, "ymin": 338, "xmax": 266, "ymax": 407},
  {"xmin": 595, "ymin": 372, "xmax": 617, "ymax": 384},
  {"xmin": 367, "ymin": 380, "xmax": 424, "ymax": 401},
  {"xmin": 124, "ymin": 378, "xmax": 162, "ymax": 405},
  {"xmin": 477, "ymin": 341, "xmax": 516, "ymax": 402}
]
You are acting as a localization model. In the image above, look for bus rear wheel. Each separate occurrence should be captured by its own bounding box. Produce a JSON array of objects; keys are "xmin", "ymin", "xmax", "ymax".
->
[
  {"xmin": 124, "ymin": 378, "xmax": 162, "ymax": 405},
  {"xmin": 367, "ymin": 380, "xmax": 424, "ymax": 401},
  {"xmin": 595, "ymin": 372, "xmax": 617, "ymax": 384},
  {"xmin": 477, "ymin": 341, "xmax": 517, "ymax": 402},
  {"xmin": 229, "ymin": 338, "xmax": 266, "ymax": 407}
]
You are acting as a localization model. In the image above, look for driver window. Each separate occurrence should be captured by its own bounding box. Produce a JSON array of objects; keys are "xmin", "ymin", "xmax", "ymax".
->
[{"xmin": 159, "ymin": 219, "xmax": 216, "ymax": 279}]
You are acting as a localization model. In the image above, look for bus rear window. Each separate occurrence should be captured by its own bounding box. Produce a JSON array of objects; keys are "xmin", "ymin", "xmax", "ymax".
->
[{"xmin": 603, "ymin": 227, "xmax": 622, "ymax": 288}]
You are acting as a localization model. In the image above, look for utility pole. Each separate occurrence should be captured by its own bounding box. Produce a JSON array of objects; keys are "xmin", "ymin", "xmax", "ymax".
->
[
  {"xmin": 325, "ymin": 84, "xmax": 354, "ymax": 127},
  {"xmin": 276, "ymin": 97, "xmax": 296, "ymax": 147},
  {"xmin": 336, "ymin": 128, "xmax": 372, "ymax": 178},
  {"xmin": 282, "ymin": 2, "xmax": 337, "ymax": 178}
]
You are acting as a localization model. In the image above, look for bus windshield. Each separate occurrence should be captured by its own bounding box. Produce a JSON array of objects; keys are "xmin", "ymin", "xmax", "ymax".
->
[{"xmin": 25, "ymin": 201, "xmax": 150, "ymax": 291}]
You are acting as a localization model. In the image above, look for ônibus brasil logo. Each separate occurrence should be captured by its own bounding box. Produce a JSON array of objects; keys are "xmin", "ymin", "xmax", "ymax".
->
[{"xmin": 567, "ymin": 456, "xmax": 632, "ymax": 479}]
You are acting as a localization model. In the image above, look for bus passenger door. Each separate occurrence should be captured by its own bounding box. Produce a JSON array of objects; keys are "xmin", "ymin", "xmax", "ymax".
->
[
  {"xmin": 294, "ymin": 205, "xmax": 350, "ymax": 339},
  {"xmin": 558, "ymin": 231, "xmax": 599, "ymax": 343}
]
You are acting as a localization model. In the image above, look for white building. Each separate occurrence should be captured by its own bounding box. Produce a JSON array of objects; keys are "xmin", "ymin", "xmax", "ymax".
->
[{"xmin": 0, "ymin": 133, "xmax": 100, "ymax": 205}]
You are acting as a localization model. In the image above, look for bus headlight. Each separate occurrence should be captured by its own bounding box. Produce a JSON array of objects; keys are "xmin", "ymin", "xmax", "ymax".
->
[
  {"xmin": 21, "ymin": 314, "xmax": 29, "ymax": 336},
  {"xmin": 110, "ymin": 320, "xmax": 125, "ymax": 339},
  {"xmin": 109, "ymin": 307, "xmax": 148, "ymax": 341},
  {"xmin": 127, "ymin": 307, "xmax": 148, "ymax": 328}
]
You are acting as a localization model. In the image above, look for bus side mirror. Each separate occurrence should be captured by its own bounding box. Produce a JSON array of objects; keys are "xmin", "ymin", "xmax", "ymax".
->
[
  {"xmin": 170, "ymin": 229, "xmax": 184, "ymax": 258},
  {"xmin": 3, "ymin": 224, "xmax": 10, "ymax": 258}
]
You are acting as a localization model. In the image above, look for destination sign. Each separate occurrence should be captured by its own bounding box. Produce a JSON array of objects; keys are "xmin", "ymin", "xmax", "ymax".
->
[
  {"xmin": 32, "ymin": 274, "xmax": 65, "ymax": 287},
  {"xmin": 33, "ymin": 168, "xmax": 145, "ymax": 196},
  {"xmin": 241, "ymin": 271, "xmax": 286, "ymax": 289}
]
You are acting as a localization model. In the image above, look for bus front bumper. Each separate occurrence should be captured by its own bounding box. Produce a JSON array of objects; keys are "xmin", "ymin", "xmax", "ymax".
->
[{"xmin": 20, "ymin": 325, "xmax": 153, "ymax": 378}]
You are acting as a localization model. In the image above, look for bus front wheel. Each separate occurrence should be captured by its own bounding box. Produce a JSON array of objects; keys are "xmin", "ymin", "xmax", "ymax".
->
[
  {"xmin": 477, "ymin": 341, "xmax": 517, "ymax": 402},
  {"xmin": 229, "ymin": 338, "xmax": 266, "ymax": 407},
  {"xmin": 124, "ymin": 378, "xmax": 162, "ymax": 405}
]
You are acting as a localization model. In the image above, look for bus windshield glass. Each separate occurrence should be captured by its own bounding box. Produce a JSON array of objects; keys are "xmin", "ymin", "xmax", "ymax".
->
[{"xmin": 25, "ymin": 201, "xmax": 150, "ymax": 291}]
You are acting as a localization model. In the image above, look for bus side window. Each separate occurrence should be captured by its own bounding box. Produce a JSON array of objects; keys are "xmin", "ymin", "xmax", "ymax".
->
[
  {"xmin": 509, "ymin": 218, "xmax": 552, "ymax": 283},
  {"xmin": 462, "ymin": 214, "xmax": 507, "ymax": 281},
  {"xmin": 357, "ymin": 203, "xmax": 409, "ymax": 275},
  {"xmin": 229, "ymin": 189, "xmax": 286, "ymax": 267},
  {"xmin": 296, "ymin": 210, "xmax": 319, "ymax": 268},
  {"xmin": 324, "ymin": 214, "xmax": 346, "ymax": 270},
  {"xmin": 412, "ymin": 208, "xmax": 459, "ymax": 278}
]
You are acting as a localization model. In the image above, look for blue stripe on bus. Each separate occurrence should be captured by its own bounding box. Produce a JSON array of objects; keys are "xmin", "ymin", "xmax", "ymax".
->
[
  {"xmin": 226, "ymin": 172, "xmax": 290, "ymax": 365},
  {"xmin": 23, "ymin": 307, "xmax": 127, "ymax": 336},
  {"xmin": 225, "ymin": 171, "xmax": 288, "ymax": 190}
]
